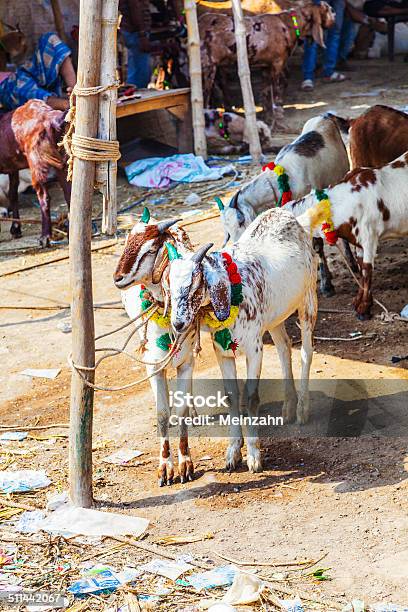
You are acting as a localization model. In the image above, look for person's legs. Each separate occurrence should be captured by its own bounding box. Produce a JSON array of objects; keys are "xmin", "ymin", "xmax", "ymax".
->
[
  {"xmin": 122, "ymin": 30, "xmax": 151, "ymax": 88},
  {"xmin": 302, "ymin": 39, "xmax": 318, "ymax": 82},
  {"xmin": 339, "ymin": 14, "xmax": 360, "ymax": 62},
  {"xmin": 323, "ymin": 0, "xmax": 346, "ymax": 76}
]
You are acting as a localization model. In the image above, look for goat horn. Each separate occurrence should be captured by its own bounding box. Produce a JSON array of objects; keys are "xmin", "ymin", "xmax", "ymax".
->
[
  {"xmin": 229, "ymin": 192, "xmax": 239, "ymax": 208},
  {"xmin": 192, "ymin": 243, "xmax": 213, "ymax": 264},
  {"xmin": 141, "ymin": 207, "xmax": 150, "ymax": 224},
  {"xmin": 214, "ymin": 196, "xmax": 224, "ymax": 211},
  {"xmin": 165, "ymin": 242, "xmax": 182, "ymax": 261},
  {"xmin": 157, "ymin": 218, "xmax": 181, "ymax": 233}
]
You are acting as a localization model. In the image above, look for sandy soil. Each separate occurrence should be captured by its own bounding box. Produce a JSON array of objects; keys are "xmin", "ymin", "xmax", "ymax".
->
[{"xmin": 0, "ymin": 55, "xmax": 408, "ymax": 610}]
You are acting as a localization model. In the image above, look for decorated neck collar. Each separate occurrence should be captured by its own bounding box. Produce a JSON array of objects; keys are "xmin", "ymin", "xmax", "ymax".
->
[
  {"xmin": 290, "ymin": 10, "xmax": 301, "ymax": 38},
  {"xmin": 262, "ymin": 161, "xmax": 293, "ymax": 206},
  {"xmin": 203, "ymin": 251, "xmax": 243, "ymax": 354},
  {"xmin": 139, "ymin": 285, "xmax": 172, "ymax": 352},
  {"xmin": 314, "ymin": 189, "xmax": 338, "ymax": 245},
  {"xmin": 214, "ymin": 110, "xmax": 230, "ymax": 141}
]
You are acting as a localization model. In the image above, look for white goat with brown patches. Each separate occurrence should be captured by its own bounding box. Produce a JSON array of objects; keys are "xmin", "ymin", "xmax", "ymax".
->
[
  {"xmin": 295, "ymin": 152, "xmax": 408, "ymax": 318},
  {"xmin": 167, "ymin": 208, "xmax": 318, "ymax": 472},
  {"xmin": 219, "ymin": 114, "xmax": 352, "ymax": 296},
  {"xmin": 114, "ymin": 215, "xmax": 200, "ymax": 486}
]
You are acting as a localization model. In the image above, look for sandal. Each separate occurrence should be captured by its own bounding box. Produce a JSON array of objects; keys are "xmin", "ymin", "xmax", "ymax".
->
[{"xmin": 323, "ymin": 71, "xmax": 347, "ymax": 83}]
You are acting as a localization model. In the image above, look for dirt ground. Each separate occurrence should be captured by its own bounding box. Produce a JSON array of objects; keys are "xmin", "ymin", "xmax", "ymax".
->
[{"xmin": 1, "ymin": 55, "xmax": 408, "ymax": 610}]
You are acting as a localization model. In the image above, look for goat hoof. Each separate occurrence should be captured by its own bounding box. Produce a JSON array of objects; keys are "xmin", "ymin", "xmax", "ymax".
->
[
  {"xmin": 225, "ymin": 444, "xmax": 243, "ymax": 472},
  {"xmin": 157, "ymin": 461, "xmax": 175, "ymax": 487},
  {"xmin": 320, "ymin": 284, "xmax": 336, "ymax": 298},
  {"xmin": 356, "ymin": 311, "xmax": 371, "ymax": 321},
  {"xmin": 247, "ymin": 452, "xmax": 263, "ymax": 473},
  {"xmin": 39, "ymin": 236, "xmax": 51, "ymax": 248},
  {"xmin": 296, "ymin": 401, "xmax": 310, "ymax": 425},
  {"xmin": 179, "ymin": 460, "xmax": 194, "ymax": 484},
  {"xmin": 10, "ymin": 223, "xmax": 22, "ymax": 239}
]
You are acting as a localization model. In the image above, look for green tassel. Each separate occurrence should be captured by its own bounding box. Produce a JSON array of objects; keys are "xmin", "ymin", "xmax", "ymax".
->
[
  {"xmin": 156, "ymin": 333, "xmax": 172, "ymax": 351},
  {"xmin": 315, "ymin": 189, "xmax": 327, "ymax": 201},
  {"xmin": 231, "ymin": 283, "xmax": 243, "ymax": 306},
  {"xmin": 277, "ymin": 174, "xmax": 290, "ymax": 192},
  {"xmin": 214, "ymin": 328, "xmax": 233, "ymax": 351},
  {"xmin": 165, "ymin": 242, "xmax": 182, "ymax": 261},
  {"xmin": 141, "ymin": 207, "xmax": 150, "ymax": 224},
  {"xmin": 141, "ymin": 299, "xmax": 152, "ymax": 311},
  {"xmin": 214, "ymin": 196, "xmax": 224, "ymax": 211}
]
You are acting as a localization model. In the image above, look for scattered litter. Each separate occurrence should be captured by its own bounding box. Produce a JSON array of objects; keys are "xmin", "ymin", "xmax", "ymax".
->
[
  {"xmin": 199, "ymin": 455, "xmax": 213, "ymax": 461},
  {"xmin": 0, "ymin": 507, "xmax": 24, "ymax": 521},
  {"xmin": 349, "ymin": 331, "xmax": 363, "ymax": 338},
  {"xmin": 185, "ymin": 565, "xmax": 237, "ymax": 591},
  {"xmin": 342, "ymin": 600, "xmax": 365, "ymax": 612},
  {"xmin": 57, "ymin": 320, "xmax": 72, "ymax": 333},
  {"xmin": 16, "ymin": 510, "xmax": 46, "ymax": 533},
  {"xmin": 46, "ymin": 490, "xmax": 69, "ymax": 511},
  {"xmin": 400, "ymin": 304, "xmax": 408, "ymax": 320},
  {"xmin": 280, "ymin": 598, "xmax": 304, "ymax": 612},
  {"xmin": 141, "ymin": 558, "xmax": 193, "ymax": 580},
  {"xmin": 125, "ymin": 153, "xmax": 234, "ymax": 188},
  {"xmin": 69, "ymin": 565, "xmax": 140, "ymax": 596},
  {"xmin": 102, "ymin": 448, "xmax": 143, "ymax": 465},
  {"xmin": 372, "ymin": 604, "xmax": 408, "ymax": 612},
  {"xmin": 208, "ymin": 605, "xmax": 237, "ymax": 611},
  {"xmin": 185, "ymin": 193, "xmax": 202, "ymax": 206},
  {"xmin": 20, "ymin": 368, "xmax": 61, "ymax": 380},
  {"xmin": 222, "ymin": 572, "xmax": 264, "ymax": 605},
  {"xmin": 0, "ymin": 469, "xmax": 51, "ymax": 493},
  {"xmin": 0, "ymin": 431, "xmax": 28, "ymax": 441},
  {"xmin": 155, "ymin": 533, "xmax": 214, "ymax": 546},
  {"xmin": 41, "ymin": 503, "xmax": 149, "ymax": 538}
]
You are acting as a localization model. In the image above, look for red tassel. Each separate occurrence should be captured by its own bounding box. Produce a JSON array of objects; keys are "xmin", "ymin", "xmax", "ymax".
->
[
  {"xmin": 281, "ymin": 191, "xmax": 293, "ymax": 206},
  {"xmin": 262, "ymin": 161, "xmax": 276, "ymax": 172},
  {"xmin": 230, "ymin": 273, "xmax": 242, "ymax": 285},
  {"xmin": 321, "ymin": 222, "xmax": 338, "ymax": 245},
  {"xmin": 227, "ymin": 262, "xmax": 238, "ymax": 275},
  {"xmin": 229, "ymin": 339, "xmax": 239, "ymax": 356},
  {"xmin": 221, "ymin": 252, "xmax": 232, "ymax": 265},
  {"xmin": 141, "ymin": 284, "xmax": 146, "ymax": 290}
]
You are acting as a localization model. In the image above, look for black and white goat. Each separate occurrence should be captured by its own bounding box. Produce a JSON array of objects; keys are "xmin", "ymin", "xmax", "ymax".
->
[
  {"xmin": 218, "ymin": 113, "xmax": 351, "ymax": 296},
  {"xmin": 167, "ymin": 208, "xmax": 318, "ymax": 472}
]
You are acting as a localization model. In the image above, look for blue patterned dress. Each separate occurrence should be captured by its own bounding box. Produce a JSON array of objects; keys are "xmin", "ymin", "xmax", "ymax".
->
[{"xmin": 0, "ymin": 32, "xmax": 71, "ymax": 110}]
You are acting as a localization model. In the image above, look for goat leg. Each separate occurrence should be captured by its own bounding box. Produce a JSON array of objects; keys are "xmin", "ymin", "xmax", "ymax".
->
[
  {"xmin": 35, "ymin": 183, "xmax": 52, "ymax": 248},
  {"xmin": 7, "ymin": 171, "xmax": 22, "ymax": 239},
  {"xmin": 313, "ymin": 237, "xmax": 335, "ymax": 297},
  {"xmin": 341, "ymin": 238, "xmax": 359, "ymax": 273}
]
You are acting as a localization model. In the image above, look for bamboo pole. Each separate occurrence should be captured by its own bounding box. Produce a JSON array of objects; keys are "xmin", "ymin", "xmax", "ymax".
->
[
  {"xmin": 50, "ymin": 0, "xmax": 69, "ymax": 44},
  {"xmin": 98, "ymin": 0, "xmax": 119, "ymax": 235},
  {"xmin": 184, "ymin": 0, "xmax": 207, "ymax": 159},
  {"xmin": 69, "ymin": 0, "xmax": 102, "ymax": 508},
  {"xmin": 231, "ymin": 0, "xmax": 262, "ymax": 162}
]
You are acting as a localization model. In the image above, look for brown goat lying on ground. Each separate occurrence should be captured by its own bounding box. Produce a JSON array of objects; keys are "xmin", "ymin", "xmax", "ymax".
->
[
  {"xmin": 204, "ymin": 109, "xmax": 273, "ymax": 153},
  {"xmin": 199, "ymin": 1, "xmax": 335, "ymax": 122},
  {"xmin": 0, "ymin": 99, "xmax": 70, "ymax": 247}
]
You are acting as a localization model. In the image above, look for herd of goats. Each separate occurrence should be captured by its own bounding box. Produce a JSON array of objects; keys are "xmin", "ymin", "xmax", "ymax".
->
[
  {"xmin": 1, "ymin": 94, "xmax": 407, "ymax": 484},
  {"xmin": 113, "ymin": 104, "xmax": 408, "ymax": 485}
]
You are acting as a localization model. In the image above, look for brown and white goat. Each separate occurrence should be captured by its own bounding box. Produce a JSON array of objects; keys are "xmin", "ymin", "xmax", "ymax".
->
[
  {"xmin": 199, "ymin": 1, "xmax": 334, "ymax": 119},
  {"xmin": 0, "ymin": 99, "xmax": 70, "ymax": 246},
  {"xmin": 297, "ymin": 152, "xmax": 408, "ymax": 318}
]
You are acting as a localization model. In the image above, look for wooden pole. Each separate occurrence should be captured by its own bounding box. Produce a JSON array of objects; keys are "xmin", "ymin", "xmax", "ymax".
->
[
  {"xmin": 184, "ymin": 0, "xmax": 207, "ymax": 159},
  {"xmin": 50, "ymin": 0, "xmax": 69, "ymax": 44},
  {"xmin": 69, "ymin": 0, "xmax": 102, "ymax": 508},
  {"xmin": 98, "ymin": 0, "xmax": 119, "ymax": 236},
  {"xmin": 231, "ymin": 0, "xmax": 262, "ymax": 163}
]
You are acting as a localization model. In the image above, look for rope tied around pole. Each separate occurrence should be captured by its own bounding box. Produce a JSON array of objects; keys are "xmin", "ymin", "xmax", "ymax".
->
[{"xmin": 62, "ymin": 81, "xmax": 121, "ymax": 181}]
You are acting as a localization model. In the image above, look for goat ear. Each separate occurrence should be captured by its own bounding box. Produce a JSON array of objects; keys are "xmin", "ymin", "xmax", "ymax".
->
[
  {"xmin": 152, "ymin": 244, "xmax": 169, "ymax": 284},
  {"xmin": 311, "ymin": 5, "xmax": 326, "ymax": 48},
  {"xmin": 203, "ymin": 254, "xmax": 231, "ymax": 322}
]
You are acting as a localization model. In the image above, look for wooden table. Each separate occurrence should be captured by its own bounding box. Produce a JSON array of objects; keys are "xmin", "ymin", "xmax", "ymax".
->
[{"xmin": 116, "ymin": 88, "xmax": 193, "ymax": 153}]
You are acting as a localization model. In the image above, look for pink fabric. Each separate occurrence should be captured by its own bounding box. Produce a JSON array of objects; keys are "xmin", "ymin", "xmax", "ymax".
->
[{"xmin": 0, "ymin": 72, "xmax": 12, "ymax": 85}]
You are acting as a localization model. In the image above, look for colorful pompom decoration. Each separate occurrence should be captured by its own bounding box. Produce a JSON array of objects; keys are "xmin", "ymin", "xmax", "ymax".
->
[
  {"xmin": 139, "ymin": 286, "xmax": 172, "ymax": 351},
  {"xmin": 315, "ymin": 189, "xmax": 338, "ymax": 245},
  {"xmin": 262, "ymin": 161, "xmax": 293, "ymax": 207}
]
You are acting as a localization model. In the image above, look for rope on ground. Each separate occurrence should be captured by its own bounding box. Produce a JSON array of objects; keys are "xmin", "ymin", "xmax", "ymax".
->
[{"xmin": 62, "ymin": 82, "xmax": 121, "ymax": 181}]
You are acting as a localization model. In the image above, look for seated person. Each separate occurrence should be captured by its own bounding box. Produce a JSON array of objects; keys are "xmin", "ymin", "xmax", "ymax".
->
[{"xmin": 0, "ymin": 31, "xmax": 76, "ymax": 111}]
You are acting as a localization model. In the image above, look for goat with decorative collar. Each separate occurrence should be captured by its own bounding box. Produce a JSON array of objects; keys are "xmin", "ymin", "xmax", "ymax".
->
[
  {"xmin": 217, "ymin": 113, "xmax": 353, "ymax": 297},
  {"xmin": 167, "ymin": 207, "xmax": 318, "ymax": 473},
  {"xmin": 114, "ymin": 208, "xmax": 199, "ymax": 486}
]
